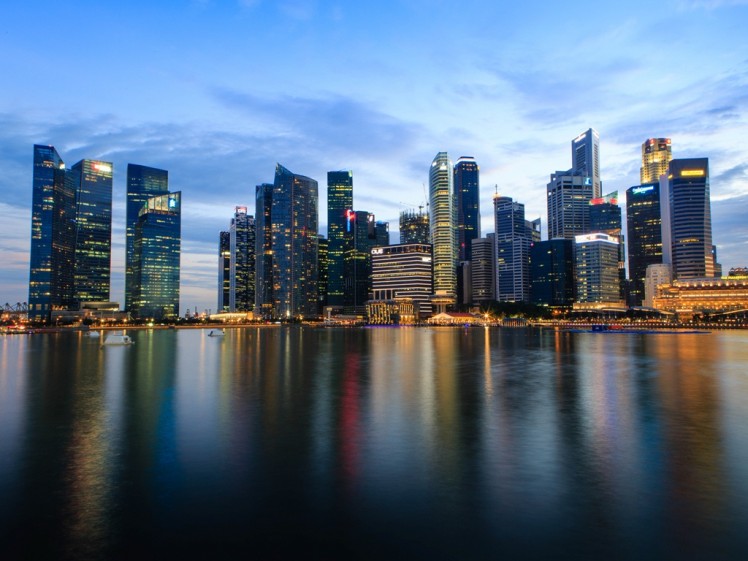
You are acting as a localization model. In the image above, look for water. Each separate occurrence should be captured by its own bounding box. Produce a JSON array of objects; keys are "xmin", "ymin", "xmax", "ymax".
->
[{"xmin": 1, "ymin": 327, "xmax": 748, "ymax": 560}]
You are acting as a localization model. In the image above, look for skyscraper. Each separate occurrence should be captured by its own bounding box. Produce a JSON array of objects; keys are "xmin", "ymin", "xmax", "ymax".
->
[
  {"xmin": 130, "ymin": 192, "xmax": 181, "ymax": 319},
  {"xmin": 254, "ymin": 183, "xmax": 274, "ymax": 316},
  {"xmin": 454, "ymin": 156, "xmax": 480, "ymax": 261},
  {"xmin": 126, "ymin": 164, "xmax": 168, "ymax": 312},
  {"xmin": 494, "ymin": 194, "xmax": 530, "ymax": 303},
  {"xmin": 640, "ymin": 138, "xmax": 672, "ymax": 184},
  {"xmin": 470, "ymin": 236, "xmax": 495, "ymax": 304},
  {"xmin": 29, "ymin": 145, "xmax": 71, "ymax": 321},
  {"xmin": 229, "ymin": 206, "xmax": 255, "ymax": 312},
  {"xmin": 326, "ymin": 171, "xmax": 353, "ymax": 308},
  {"xmin": 626, "ymin": 183, "xmax": 663, "ymax": 305},
  {"xmin": 370, "ymin": 243, "xmax": 434, "ymax": 317},
  {"xmin": 69, "ymin": 158, "xmax": 113, "ymax": 304},
  {"xmin": 575, "ymin": 233, "xmax": 620, "ymax": 304},
  {"xmin": 218, "ymin": 231, "xmax": 231, "ymax": 313},
  {"xmin": 375, "ymin": 220, "xmax": 390, "ymax": 247},
  {"xmin": 399, "ymin": 209, "xmax": 429, "ymax": 245},
  {"xmin": 571, "ymin": 128, "xmax": 601, "ymax": 198},
  {"xmin": 530, "ymin": 239, "xmax": 575, "ymax": 308},
  {"xmin": 589, "ymin": 191, "xmax": 625, "ymax": 299},
  {"xmin": 547, "ymin": 171, "xmax": 593, "ymax": 239},
  {"xmin": 270, "ymin": 164, "xmax": 318, "ymax": 319},
  {"xmin": 668, "ymin": 158, "xmax": 714, "ymax": 279},
  {"xmin": 344, "ymin": 210, "xmax": 377, "ymax": 313},
  {"xmin": 317, "ymin": 235, "xmax": 328, "ymax": 314},
  {"xmin": 429, "ymin": 152, "xmax": 456, "ymax": 297}
]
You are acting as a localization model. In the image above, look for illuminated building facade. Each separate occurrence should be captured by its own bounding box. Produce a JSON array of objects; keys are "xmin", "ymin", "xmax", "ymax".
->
[
  {"xmin": 571, "ymin": 128, "xmax": 601, "ymax": 198},
  {"xmin": 547, "ymin": 171, "xmax": 593, "ymax": 240},
  {"xmin": 652, "ymin": 275, "xmax": 748, "ymax": 315},
  {"xmin": 130, "ymin": 192, "xmax": 181, "ymax": 319},
  {"xmin": 317, "ymin": 235, "xmax": 328, "ymax": 314},
  {"xmin": 588, "ymin": 191, "xmax": 625, "ymax": 299},
  {"xmin": 326, "ymin": 170, "xmax": 353, "ymax": 308},
  {"xmin": 429, "ymin": 152, "xmax": 457, "ymax": 297},
  {"xmin": 626, "ymin": 182, "xmax": 663, "ymax": 305},
  {"xmin": 126, "ymin": 164, "xmax": 168, "ymax": 312},
  {"xmin": 454, "ymin": 156, "xmax": 480, "ymax": 261},
  {"xmin": 471, "ymin": 236, "xmax": 495, "ymax": 304},
  {"xmin": 399, "ymin": 209, "xmax": 429, "ymax": 245},
  {"xmin": 668, "ymin": 158, "xmax": 714, "ymax": 280},
  {"xmin": 344, "ymin": 210, "xmax": 377, "ymax": 313},
  {"xmin": 29, "ymin": 145, "xmax": 73, "ymax": 321},
  {"xmin": 254, "ymin": 183, "xmax": 273, "ymax": 317},
  {"xmin": 575, "ymin": 233, "xmax": 621, "ymax": 304},
  {"xmin": 641, "ymin": 138, "xmax": 672, "ymax": 184},
  {"xmin": 530, "ymin": 239, "xmax": 575, "ymax": 308},
  {"xmin": 494, "ymin": 195, "xmax": 530, "ymax": 303},
  {"xmin": 229, "ymin": 206, "xmax": 255, "ymax": 311},
  {"xmin": 218, "ymin": 231, "xmax": 231, "ymax": 312},
  {"xmin": 370, "ymin": 243, "xmax": 433, "ymax": 317},
  {"xmin": 270, "ymin": 164, "xmax": 318, "ymax": 319},
  {"xmin": 644, "ymin": 263, "xmax": 672, "ymax": 308}
]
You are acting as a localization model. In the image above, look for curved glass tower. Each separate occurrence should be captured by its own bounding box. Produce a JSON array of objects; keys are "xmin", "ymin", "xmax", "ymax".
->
[{"xmin": 429, "ymin": 152, "xmax": 456, "ymax": 296}]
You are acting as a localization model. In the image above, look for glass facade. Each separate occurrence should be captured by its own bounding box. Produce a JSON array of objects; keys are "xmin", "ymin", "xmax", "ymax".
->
[
  {"xmin": 429, "ymin": 152, "xmax": 456, "ymax": 296},
  {"xmin": 641, "ymin": 138, "xmax": 672, "ymax": 184},
  {"xmin": 571, "ymin": 128, "xmax": 601, "ymax": 198},
  {"xmin": 370, "ymin": 243, "xmax": 433, "ymax": 317},
  {"xmin": 454, "ymin": 156, "xmax": 480, "ymax": 261},
  {"xmin": 470, "ymin": 236, "xmax": 494, "ymax": 304},
  {"xmin": 344, "ymin": 210, "xmax": 377, "ymax": 313},
  {"xmin": 218, "ymin": 231, "xmax": 231, "ymax": 313},
  {"xmin": 254, "ymin": 183, "xmax": 274, "ymax": 317},
  {"xmin": 494, "ymin": 195, "xmax": 530, "ymax": 302},
  {"xmin": 131, "ymin": 192, "xmax": 181, "ymax": 319},
  {"xmin": 626, "ymin": 183, "xmax": 662, "ymax": 306},
  {"xmin": 547, "ymin": 172, "xmax": 593, "ymax": 240},
  {"xmin": 317, "ymin": 235, "xmax": 328, "ymax": 314},
  {"xmin": 530, "ymin": 239, "xmax": 575, "ymax": 308},
  {"xmin": 126, "ymin": 164, "xmax": 168, "ymax": 312},
  {"xmin": 229, "ymin": 206, "xmax": 255, "ymax": 312},
  {"xmin": 575, "ymin": 233, "xmax": 620, "ymax": 303},
  {"xmin": 326, "ymin": 171, "xmax": 353, "ymax": 308}
]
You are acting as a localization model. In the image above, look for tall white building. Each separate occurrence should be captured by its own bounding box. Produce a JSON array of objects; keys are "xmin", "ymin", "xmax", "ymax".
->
[
  {"xmin": 429, "ymin": 152, "xmax": 456, "ymax": 297},
  {"xmin": 571, "ymin": 128, "xmax": 601, "ymax": 198}
]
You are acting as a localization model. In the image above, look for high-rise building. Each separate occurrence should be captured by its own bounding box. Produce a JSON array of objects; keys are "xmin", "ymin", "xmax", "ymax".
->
[
  {"xmin": 326, "ymin": 171, "xmax": 353, "ymax": 308},
  {"xmin": 126, "ymin": 164, "xmax": 168, "ymax": 312},
  {"xmin": 229, "ymin": 206, "xmax": 255, "ymax": 312},
  {"xmin": 317, "ymin": 235, "xmax": 328, "ymax": 314},
  {"xmin": 254, "ymin": 183, "xmax": 274, "ymax": 316},
  {"xmin": 29, "ymin": 145, "xmax": 72, "ymax": 321},
  {"xmin": 344, "ymin": 210, "xmax": 377, "ymax": 313},
  {"xmin": 494, "ymin": 195, "xmax": 530, "ymax": 303},
  {"xmin": 375, "ymin": 220, "xmax": 390, "ymax": 247},
  {"xmin": 370, "ymin": 243, "xmax": 433, "ymax": 317},
  {"xmin": 218, "ymin": 231, "xmax": 231, "ymax": 313},
  {"xmin": 547, "ymin": 171, "xmax": 593, "ymax": 240},
  {"xmin": 471, "ymin": 236, "xmax": 495, "ymax": 304},
  {"xmin": 526, "ymin": 217, "xmax": 541, "ymax": 243},
  {"xmin": 644, "ymin": 263, "xmax": 672, "ymax": 308},
  {"xmin": 429, "ymin": 152, "xmax": 456, "ymax": 297},
  {"xmin": 269, "ymin": 164, "xmax": 318, "ymax": 319},
  {"xmin": 575, "ymin": 233, "xmax": 621, "ymax": 304},
  {"xmin": 640, "ymin": 138, "xmax": 672, "ymax": 184},
  {"xmin": 454, "ymin": 156, "xmax": 480, "ymax": 261},
  {"xmin": 589, "ymin": 191, "xmax": 625, "ymax": 299},
  {"xmin": 668, "ymin": 158, "xmax": 714, "ymax": 279},
  {"xmin": 130, "ymin": 192, "xmax": 181, "ymax": 319},
  {"xmin": 399, "ymin": 209, "xmax": 430, "ymax": 245},
  {"xmin": 69, "ymin": 158, "xmax": 113, "ymax": 305},
  {"xmin": 571, "ymin": 128, "xmax": 601, "ymax": 198},
  {"xmin": 530, "ymin": 239, "xmax": 575, "ymax": 308},
  {"xmin": 626, "ymin": 183, "xmax": 663, "ymax": 306}
]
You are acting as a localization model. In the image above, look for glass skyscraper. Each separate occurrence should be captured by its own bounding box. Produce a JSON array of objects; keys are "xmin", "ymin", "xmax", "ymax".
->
[
  {"xmin": 571, "ymin": 128, "xmax": 601, "ymax": 198},
  {"xmin": 575, "ymin": 233, "xmax": 621, "ymax": 304},
  {"xmin": 547, "ymin": 171, "xmax": 593, "ymax": 240},
  {"xmin": 131, "ymin": 192, "xmax": 181, "ymax": 319},
  {"xmin": 494, "ymin": 195, "xmax": 530, "ymax": 303},
  {"xmin": 254, "ymin": 183, "xmax": 274, "ymax": 317},
  {"xmin": 626, "ymin": 183, "xmax": 662, "ymax": 305},
  {"xmin": 126, "ymin": 164, "xmax": 168, "ymax": 312},
  {"xmin": 218, "ymin": 231, "xmax": 231, "ymax": 313},
  {"xmin": 454, "ymin": 156, "xmax": 480, "ymax": 261},
  {"xmin": 344, "ymin": 210, "xmax": 377, "ymax": 313},
  {"xmin": 229, "ymin": 206, "xmax": 255, "ymax": 312},
  {"xmin": 429, "ymin": 152, "xmax": 456, "ymax": 297},
  {"xmin": 326, "ymin": 171, "xmax": 353, "ymax": 308},
  {"xmin": 270, "ymin": 164, "xmax": 318, "ymax": 319},
  {"xmin": 530, "ymin": 239, "xmax": 575, "ymax": 308}
]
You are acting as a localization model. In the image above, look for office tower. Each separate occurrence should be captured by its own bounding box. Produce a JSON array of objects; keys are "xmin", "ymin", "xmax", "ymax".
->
[
  {"xmin": 641, "ymin": 138, "xmax": 672, "ymax": 184},
  {"xmin": 370, "ymin": 244, "xmax": 434, "ymax": 317},
  {"xmin": 547, "ymin": 171, "xmax": 593, "ymax": 239},
  {"xmin": 526, "ymin": 217, "xmax": 541, "ymax": 243},
  {"xmin": 471, "ymin": 236, "xmax": 495, "ymax": 304},
  {"xmin": 229, "ymin": 206, "xmax": 255, "ymax": 312},
  {"xmin": 327, "ymin": 171, "xmax": 353, "ymax": 308},
  {"xmin": 254, "ymin": 183, "xmax": 274, "ymax": 316},
  {"xmin": 126, "ymin": 164, "xmax": 168, "ymax": 312},
  {"xmin": 375, "ymin": 220, "xmax": 390, "ymax": 247},
  {"xmin": 454, "ymin": 156, "xmax": 480, "ymax": 261},
  {"xmin": 218, "ymin": 231, "xmax": 231, "ymax": 313},
  {"xmin": 626, "ymin": 183, "xmax": 663, "ymax": 305},
  {"xmin": 29, "ymin": 145, "xmax": 72, "ymax": 321},
  {"xmin": 571, "ymin": 128, "xmax": 601, "ymax": 198},
  {"xmin": 668, "ymin": 158, "xmax": 714, "ymax": 280},
  {"xmin": 530, "ymin": 239, "xmax": 575, "ymax": 308},
  {"xmin": 318, "ymin": 235, "xmax": 328, "ymax": 314},
  {"xmin": 429, "ymin": 152, "xmax": 456, "ymax": 296},
  {"xmin": 494, "ymin": 194, "xmax": 530, "ymax": 303},
  {"xmin": 589, "ymin": 191, "xmax": 625, "ymax": 299},
  {"xmin": 344, "ymin": 210, "xmax": 377, "ymax": 312},
  {"xmin": 130, "ymin": 192, "xmax": 181, "ymax": 319},
  {"xmin": 575, "ymin": 233, "xmax": 620, "ymax": 304},
  {"xmin": 644, "ymin": 263, "xmax": 672, "ymax": 308},
  {"xmin": 69, "ymin": 158, "xmax": 113, "ymax": 304},
  {"xmin": 270, "ymin": 164, "xmax": 318, "ymax": 319},
  {"xmin": 399, "ymin": 209, "xmax": 430, "ymax": 244}
]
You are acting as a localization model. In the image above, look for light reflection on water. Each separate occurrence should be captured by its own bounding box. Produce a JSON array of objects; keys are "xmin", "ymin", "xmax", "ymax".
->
[{"xmin": 1, "ymin": 327, "xmax": 747, "ymax": 559}]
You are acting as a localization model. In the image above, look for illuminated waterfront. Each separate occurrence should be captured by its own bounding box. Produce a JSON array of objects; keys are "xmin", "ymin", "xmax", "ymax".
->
[{"xmin": 1, "ymin": 327, "xmax": 748, "ymax": 559}]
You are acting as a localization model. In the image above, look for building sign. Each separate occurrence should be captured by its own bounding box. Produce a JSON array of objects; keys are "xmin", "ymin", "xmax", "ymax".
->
[{"xmin": 632, "ymin": 185, "xmax": 655, "ymax": 195}]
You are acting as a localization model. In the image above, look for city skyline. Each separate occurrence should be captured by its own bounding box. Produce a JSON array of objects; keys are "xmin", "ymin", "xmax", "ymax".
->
[{"xmin": 2, "ymin": 1, "xmax": 747, "ymax": 314}]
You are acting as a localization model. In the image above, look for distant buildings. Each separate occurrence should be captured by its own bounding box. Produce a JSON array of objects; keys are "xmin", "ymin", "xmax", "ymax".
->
[
  {"xmin": 454, "ymin": 156, "xmax": 480, "ymax": 261},
  {"xmin": 626, "ymin": 182, "xmax": 663, "ymax": 306},
  {"xmin": 326, "ymin": 170, "xmax": 353, "ymax": 308},
  {"xmin": 229, "ymin": 206, "xmax": 255, "ymax": 312},
  {"xmin": 530, "ymin": 239, "xmax": 575, "ymax": 308},
  {"xmin": 571, "ymin": 128, "xmax": 601, "ymax": 199},
  {"xmin": 640, "ymin": 138, "xmax": 672, "ymax": 184},
  {"xmin": 399, "ymin": 209, "xmax": 429, "ymax": 245},
  {"xmin": 494, "ymin": 194, "xmax": 530, "ymax": 302},
  {"xmin": 429, "ymin": 152, "xmax": 457, "ymax": 299},
  {"xmin": 547, "ymin": 171, "xmax": 593, "ymax": 240},
  {"xmin": 470, "ymin": 236, "xmax": 495, "ymax": 304},
  {"xmin": 254, "ymin": 183, "xmax": 274, "ymax": 316},
  {"xmin": 218, "ymin": 231, "xmax": 231, "ymax": 312}
]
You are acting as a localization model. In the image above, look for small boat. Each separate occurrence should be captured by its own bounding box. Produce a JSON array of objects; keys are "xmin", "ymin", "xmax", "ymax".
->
[
  {"xmin": 208, "ymin": 329, "xmax": 225, "ymax": 337},
  {"xmin": 102, "ymin": 333, "xmax": 134, "ymax": 346},
  {"xmin": 86, "ymin": 331, "xmax": 101, "ymax": 339}
]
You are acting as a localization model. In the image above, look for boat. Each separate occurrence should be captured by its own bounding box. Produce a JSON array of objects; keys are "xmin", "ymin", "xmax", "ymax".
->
[
  {"xmin": 86, "ymin": 331, "xmax": 100, "ymax": 339},
  {"xmin": 208, "ymin": 329, "xmax": 225, "ymax": 337},
  {"xmin": 102, "ymin": 333, "xmax": 134, "ymax": 346}
]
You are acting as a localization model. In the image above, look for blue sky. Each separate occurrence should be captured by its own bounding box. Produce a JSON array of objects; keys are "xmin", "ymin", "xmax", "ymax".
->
[{"xmin": 1, "ymin": 0, "xmax": 747, "ymax": 313}]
